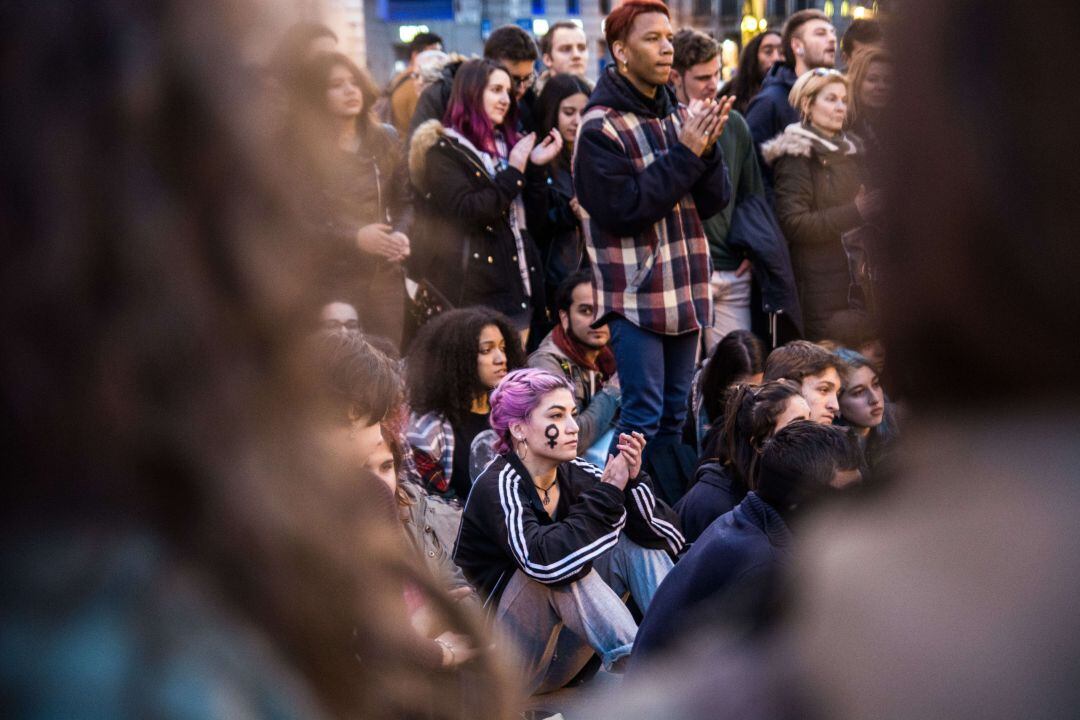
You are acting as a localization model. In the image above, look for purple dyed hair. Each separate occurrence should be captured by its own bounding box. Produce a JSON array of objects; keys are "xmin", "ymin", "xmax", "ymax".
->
[
  {"xmin": 489, "ymin": 368, "xmax": 574, "ymax": 454},
  {"xmin": 444, "ymin": 58, "xmax": 520, "ymax": 156}
]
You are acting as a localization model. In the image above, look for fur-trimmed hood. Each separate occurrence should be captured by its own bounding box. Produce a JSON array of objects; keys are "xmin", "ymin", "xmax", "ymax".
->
[
  {"xmin": 408, "ymin": 118, "xmax": 448, "ymax": 192},
  {"xmin": 760, "ymin": 123, "xmax": 860, "ymax": 166}
]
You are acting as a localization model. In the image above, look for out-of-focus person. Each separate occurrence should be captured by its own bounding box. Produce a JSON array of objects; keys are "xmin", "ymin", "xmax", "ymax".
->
[
  {"xmin": 0, "ymin": 2, "xmax": 515, "ymax": 718},
  {"xmin": 288, "ymin": 52, "xmax": 412, "ymax": 349},
  {"xmin": 385, "ymin": 31, "xmax": 443, "ymax": 134},
  {"xmin": 838, "ymin": 17, "xmax": 883, "ymax": 69},
  {"xmin": 844, "ymin": 46, "xmax": 892, "ymax": 177}
]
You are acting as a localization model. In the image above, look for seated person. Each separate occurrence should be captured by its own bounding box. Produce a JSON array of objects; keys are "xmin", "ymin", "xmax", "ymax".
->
[
  {"xmin": 406, "ymin": 308, "xmax": 525, "ymax": 499},
  {"xmin": 763, "ymin": 340, "xmax": 843, "ymax": 425},
  {"xmin": 528, "ymin": 271, "xmax": 621, "ymax": 464},
  {"xmin": 453, "ymin": 368, "xmax": 684, "ymax": 695},
  {"xmin": 632, "ymin": 421, "xmax": 861, "ymax": 668},
  {"xmin": 835, "ymin": 348, "xmax": 897, "ymax": 473},
  {"xmin": 686, "ymin": 329, "xmax": 765, "ymax": 454},
  {"xmin": 676, "ymin": 380, "xmax": 809, "ymax": 544}
]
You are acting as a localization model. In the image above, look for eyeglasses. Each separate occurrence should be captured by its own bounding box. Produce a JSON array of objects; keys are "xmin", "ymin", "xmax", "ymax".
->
[
  {"xmin": 509, "ymin": 70, "xmax": 537, "ymax": 89},
  {"xmin": 809, "ymin": 68, "xmax": 845, "ymax": 78},
  {"xmin": 322, "ymin": 319, "xmax": 360, "ymax": 331}
]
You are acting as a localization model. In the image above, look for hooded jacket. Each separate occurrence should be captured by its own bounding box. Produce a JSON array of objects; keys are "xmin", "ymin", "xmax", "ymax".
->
[
  {"xmin": 632, "ymin": 492, "xmax": 791, "ymax": 665},
  {"xmin": 408, "ymin": 119, "xmax": 544, "ymax": 319},
  {"xmin": 453, "ymin": 452, "xmax": 684, "ymax": 609},
  {"xmin": 762, "ymin": 123, "xmax": 865, "ymax": 340},
  {"xmin": 527, "ymin": 330, "xmax": 620, "ymax": 451},
  {"xmin": 673, "ymin": 461, "xmax": 747, "ymax": 545},
  {"xmin": 745, "ymin": 63, "xmax": 800, "ymax": 190},
  {"xmin": 573, "ymin": 68, "xmax": 730, "ymax": 336}
]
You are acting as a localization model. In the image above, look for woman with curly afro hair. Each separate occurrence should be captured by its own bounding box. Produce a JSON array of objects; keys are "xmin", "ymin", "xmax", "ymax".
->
[{"xmin": 406, "ymin": 308, "xmax": 526, "ymax": 499}]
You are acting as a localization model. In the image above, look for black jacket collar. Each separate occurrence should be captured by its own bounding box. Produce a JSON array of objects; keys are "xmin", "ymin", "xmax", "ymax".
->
[{"xmin": 587, "ymin": 66, "xmax": 677, "ymax": 119}]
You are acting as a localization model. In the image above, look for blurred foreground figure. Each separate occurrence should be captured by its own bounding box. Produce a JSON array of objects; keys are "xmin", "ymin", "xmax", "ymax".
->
[
  {"xmin": 577, "ymin": 1, "xmax": 1080, "ymax": 717},
  {"xmin": 0, "ymin": 3, "xmax": 513, "ymax": 718}
]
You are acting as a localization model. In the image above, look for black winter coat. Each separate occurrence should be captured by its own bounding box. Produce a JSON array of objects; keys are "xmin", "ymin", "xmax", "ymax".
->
[
  {"xmin": 762, "ymin": 124, "xmax": 866, "ymax": 339},
  {"xmin": 408, "ymin": 120, "xmax": 544, "ymax": 319},
  {"xmin": 523, "ymin": 158, "xmax": 586, "ymax": 295}
]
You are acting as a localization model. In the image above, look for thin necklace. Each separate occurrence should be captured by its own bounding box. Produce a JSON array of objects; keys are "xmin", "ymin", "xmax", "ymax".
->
[{"xmin": 534, "ymin": 477, "xmax": 558, "ymax": 506}]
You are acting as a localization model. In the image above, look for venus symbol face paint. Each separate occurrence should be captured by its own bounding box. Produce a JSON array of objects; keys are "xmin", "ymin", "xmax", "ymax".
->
[{"xmin": 544, "ymin": 424, "xmax": 560, "ymax": 449}]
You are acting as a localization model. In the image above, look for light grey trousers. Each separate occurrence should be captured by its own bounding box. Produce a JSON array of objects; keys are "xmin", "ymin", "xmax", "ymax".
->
[{"xmin": 494, "ymin": 534, "xmax": 674, "ymax": 695}]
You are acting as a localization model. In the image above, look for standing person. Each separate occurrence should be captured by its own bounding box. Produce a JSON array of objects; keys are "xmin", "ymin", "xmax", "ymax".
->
[
  {"xmin": 835, "ymin": 348, "xmax": 896, "ymax": 472},
  {"xmin": 718, "ymin": 30, "xmax": 783, "ymax": 115},
  {"xmin": 763, "ymin": 340, "xmax": 843, "ymax": 425},
  {"xmin": 0, "ymin": 0, "xmax": 515, "ymax": 715},
  {"xmin": 385, "ymin": 32, "xmax": 444, "ymax": 135},
  {"xmin": 573, "ymin": 0, "xmax": 733, "ymax": 468},
  {"xmin": 762, "ymin": 70, "xmax": 881, "ymax": 339},
  {"xmin": 845, "ymin": 47, "xmax": 892, "ymax": 177},
  {"xmin": 409, "ymin": 59, "xmax": 561, "ymax": 337},
  {"xmin": 405, "ymin": 308, "xmax": 526, "ymax": 500},
  {"xmin": 537, "ymin": 20, "xmax": 591, "ymax": 92},
  {"xmin": 528, "ymin": 271, "xmax": 621, "ymax": 463},
  {"xmin": 745, "ymin": 9, "xmax": 836, "ymax": 189},
  {"xmin": 453, "ymin": 369, "xmax": 683, "ymax": 695},
  {"xmin": 409, "ymin": 25, "xmax": 540, "ymax": 137},
  {"xmin": 290, "ymin": 52, "xmax": 412, "ymax": 348},
  {"xmin": 524, "ymin": 74, "xmax": 594, "ymax": 308},
  {"xmin": 839, "ymin": 18, "xmax": 883, "ymax": 69},
  {"xmin": 671, "ymin": 29, "xmax": 767, "ymax": 348}
]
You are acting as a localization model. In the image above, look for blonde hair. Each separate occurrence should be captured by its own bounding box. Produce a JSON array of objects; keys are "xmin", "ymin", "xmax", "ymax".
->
[
  {"xmin": 788, "ymin": 68, "xmax": 849, "ymax": 121},
  {"xmin": 846, "ymin": 46, "xmax": 890, "ymax": 127}
]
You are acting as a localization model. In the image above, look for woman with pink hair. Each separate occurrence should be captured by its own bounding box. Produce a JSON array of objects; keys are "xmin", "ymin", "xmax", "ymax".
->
[{"xmin": 453, "ymin": 368, "xmax": 684, "ymax": 696}]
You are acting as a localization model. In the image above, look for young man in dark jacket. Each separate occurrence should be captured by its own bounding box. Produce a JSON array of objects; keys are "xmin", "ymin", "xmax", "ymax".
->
[
  {"xmin": 745, "ymin": 9, "xmax": 836, "ymax": 188},
  {"xmin": 631, "ymin": 421, "xmax": 861, "ymax": 667},
  {"xmin": 573, "ymin": 0, "xmax": 732, "ymax": 460}
]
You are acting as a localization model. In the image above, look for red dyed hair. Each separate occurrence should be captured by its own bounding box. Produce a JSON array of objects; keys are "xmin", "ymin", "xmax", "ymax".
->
[
  {"xmin": 444, "ymin": 58, "xmax": 519, "ymax": 156},
  {"xmin": 604, "ymin": 0, "xmax": 670, "ymax": 56}
]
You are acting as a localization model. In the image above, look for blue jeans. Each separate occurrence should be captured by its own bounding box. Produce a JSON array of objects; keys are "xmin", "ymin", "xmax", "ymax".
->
[{"xmin": 608, "ymin": 318, "xmax": 699, "ymax": 448}]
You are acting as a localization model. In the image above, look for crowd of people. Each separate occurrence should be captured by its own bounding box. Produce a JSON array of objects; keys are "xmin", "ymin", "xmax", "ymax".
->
[
  {"xmin": 19, "ymin": 0, "xmax": 1076, "ymax": 719},
  {"xmin": 254, "ymin": 0, "xmax": 900, "ymax": 712}
]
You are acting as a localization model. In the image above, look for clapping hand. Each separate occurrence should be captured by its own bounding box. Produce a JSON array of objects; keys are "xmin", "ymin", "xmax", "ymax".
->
[{"xmin": 615, "ymin": 431, "xmax": 646, "ymax": 480}]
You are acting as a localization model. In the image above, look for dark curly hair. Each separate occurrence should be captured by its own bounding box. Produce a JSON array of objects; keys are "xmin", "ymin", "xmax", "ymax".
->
[{"xmin": 406, "ymin": 308, "xmax": 525, "ymax": 425}]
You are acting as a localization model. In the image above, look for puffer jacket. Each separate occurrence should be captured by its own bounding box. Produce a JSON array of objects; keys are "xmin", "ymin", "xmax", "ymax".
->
[
  {"xmin": 408, "ymin": 120, "xmax": 544, "ymax": 320},
  {"xmin": 762, "ymin": 123, "xmax": 866, "ymax": 340}
]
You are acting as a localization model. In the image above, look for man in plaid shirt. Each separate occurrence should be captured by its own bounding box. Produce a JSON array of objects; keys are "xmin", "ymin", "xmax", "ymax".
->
[{"xmin": 574, "ymin": 0, "xmax": 733, "ymax": 461}]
